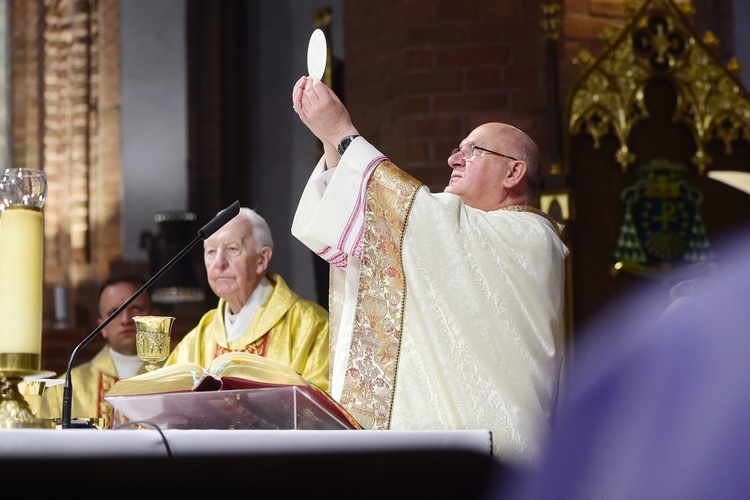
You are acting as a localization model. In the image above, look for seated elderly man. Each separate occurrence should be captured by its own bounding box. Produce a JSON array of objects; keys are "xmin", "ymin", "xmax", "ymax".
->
[{"xmin": 164, "ymin": 207, "xmax": 330, "ymax": 389}]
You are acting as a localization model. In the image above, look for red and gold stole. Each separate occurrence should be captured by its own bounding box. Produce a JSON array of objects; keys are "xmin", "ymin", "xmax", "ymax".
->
[
  {"xmin": 339, "ymin": 162, "xmax": 421, "ymax": 430},
  {"xmin": 214, "ymin": 333, "xmax": 270, "ymax": 358},
  {"xmin": 98, "ymin": 372, "xmax": 118, "ymax": 427}
]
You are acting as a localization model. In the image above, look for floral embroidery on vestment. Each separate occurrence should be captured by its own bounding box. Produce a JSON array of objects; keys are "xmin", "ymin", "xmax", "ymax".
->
[{"xmin": 340, "ymin": 162, "xmax": 421, "ymax": 430}]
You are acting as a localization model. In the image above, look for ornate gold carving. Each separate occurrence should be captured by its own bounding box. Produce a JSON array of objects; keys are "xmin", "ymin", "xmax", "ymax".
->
[
  {"xmin": 598, "ymin": 26, "xmax": 618, "ymax": 44},
  {"xmin": 568, "ymin": 0, "xmax": 750, "ymax": 174},
  {"xmin": 624, "ymin": 0, "xmax": 641, "ymax": 15},
  {"xmin": 570, "ymin": 36, "xmax": 651, "ymax": 170},
  {"xmin": 572, "ymin": 49, "xmax": 596, "ymax": 69},
  {"xmin": 702, "ymin": 31, "xmax": 719, "ymax": 50},
  {"xmin": 542, "ymin": 0, "xmax": 561, "ymax": 41},
  {"xmin": 727, "ymin": 57, "xmax": 742, "ymax": 75},
  {"xmin": 540, "ymin": 192, "xmax": 572, "ymax": 222},
  {"xmin": 676, "ymin": 1, "xmax": 695, "ymax": 19}
]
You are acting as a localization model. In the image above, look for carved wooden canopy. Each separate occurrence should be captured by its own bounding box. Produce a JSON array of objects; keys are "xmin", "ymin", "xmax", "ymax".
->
[{"xmin": 569, "ymin": 0, "xmax": 750, "ymax": 175}]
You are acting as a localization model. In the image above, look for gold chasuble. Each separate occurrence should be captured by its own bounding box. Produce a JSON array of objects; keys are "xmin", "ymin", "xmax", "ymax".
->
[
  {"xmin": 293, "ymin": 137, "xmax": 568, "ymax": 467},
  {"xmin": 36, "ymin": 347, "xmax": 146, "ymax": 427},
  {"xmin": 164, "ymin": 273, "xmax": 330, "ymax": 390}
]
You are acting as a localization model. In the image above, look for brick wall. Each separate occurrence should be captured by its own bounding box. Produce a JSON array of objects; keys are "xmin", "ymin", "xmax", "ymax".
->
[
  {"xmin": 343, "ymin": 0, "xmax": 557, "ymax": 191},
  {"xmin": 342, "ymin": 0, "xmax": 733, "ymax": 191},
  {"xmin": 10, "ymin": 0, "xmax": 42, "ymax": 171},
  {"xmin": 10, "ymin": 0, "xmax": 123, "ymax": 368}
]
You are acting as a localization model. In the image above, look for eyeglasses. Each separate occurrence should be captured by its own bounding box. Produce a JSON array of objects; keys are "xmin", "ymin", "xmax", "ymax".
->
[{"xmin": 451, "ymin": 143, "xmax": 518, "ymax": 161}]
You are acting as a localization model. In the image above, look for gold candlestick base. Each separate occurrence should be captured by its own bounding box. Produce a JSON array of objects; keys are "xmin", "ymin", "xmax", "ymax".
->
[
  {"xmin": 0, "ymin": 354, "xmax": 56, "ymax": 428},
  {"xmin": 1, "ymin": 377, "xmax": 46, "ymax": 428},
  {"xmin": 0, "ymin": 377, "xmax": 54, "ymax": 428}
]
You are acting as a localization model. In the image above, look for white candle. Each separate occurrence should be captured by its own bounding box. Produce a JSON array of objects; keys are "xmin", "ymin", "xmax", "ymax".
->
[{"xmin": 0, "ymin": 207, "xmax": 44, "ymax": 354}]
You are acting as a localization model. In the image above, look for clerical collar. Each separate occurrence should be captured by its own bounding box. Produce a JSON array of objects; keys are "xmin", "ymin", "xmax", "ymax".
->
[
  {"xmin": 223, "ymin": 276, "xmax": 272, "ymax": 343},
  {"xmin": 109, "ymin": 347, "xmax": 143, "ymax": 379}
]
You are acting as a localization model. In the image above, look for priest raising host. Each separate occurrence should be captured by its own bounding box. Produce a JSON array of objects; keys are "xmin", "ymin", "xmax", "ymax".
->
[{"xmin": 291, "ymin": 76, "xmax": 568, "ymax": 467}]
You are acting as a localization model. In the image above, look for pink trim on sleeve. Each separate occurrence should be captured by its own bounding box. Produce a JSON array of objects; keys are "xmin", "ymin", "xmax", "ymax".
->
[
  {"xmin": 317, "ymin": 245, "xmax": 349, "ymax": 269},
  {"xmin": 338, "ymin": 156, "xmax": 387, "ymax": 260}
]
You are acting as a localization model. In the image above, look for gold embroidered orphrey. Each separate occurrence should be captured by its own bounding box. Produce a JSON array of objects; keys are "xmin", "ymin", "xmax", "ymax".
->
[{"xmin": 339, "ymin": 162, "xmax": 420, "ymax": 430}]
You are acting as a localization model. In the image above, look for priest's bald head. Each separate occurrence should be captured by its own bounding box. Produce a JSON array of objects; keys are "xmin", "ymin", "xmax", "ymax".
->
[{"xmin": 446, "ymin": 122, "xmax": 541, "ymax": 212}]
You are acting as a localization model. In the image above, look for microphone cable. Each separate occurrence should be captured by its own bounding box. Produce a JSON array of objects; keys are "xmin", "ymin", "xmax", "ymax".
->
[{"xmin": 113, "ymin": 420, "xmax": 173, "ymax": 459}]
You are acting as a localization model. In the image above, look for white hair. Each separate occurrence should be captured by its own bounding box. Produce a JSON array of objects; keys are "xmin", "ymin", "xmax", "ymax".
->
[{"xmin": 236, "ymin": 207, "xmax": 274, "ymax": 251}]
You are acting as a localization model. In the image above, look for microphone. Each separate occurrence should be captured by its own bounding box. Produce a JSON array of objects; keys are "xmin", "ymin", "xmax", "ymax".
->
[{"xmin": 60, "ymin": 200, "xmax": 240, "ymax": 428}]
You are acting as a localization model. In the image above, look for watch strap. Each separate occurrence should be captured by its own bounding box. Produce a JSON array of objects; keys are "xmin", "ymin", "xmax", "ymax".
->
[{"xmin": 337, "ymin": 135, "xmax": 360, "ymax": 156}]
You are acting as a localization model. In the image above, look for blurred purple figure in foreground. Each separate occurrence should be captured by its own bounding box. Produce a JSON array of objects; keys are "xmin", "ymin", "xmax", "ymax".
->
[{"xmin": 502, "ymin": 228, "xmax": 750, "ymax": 500}]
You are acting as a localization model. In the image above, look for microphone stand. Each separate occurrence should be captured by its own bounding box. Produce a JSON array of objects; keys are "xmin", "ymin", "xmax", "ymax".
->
[{"xmin": 60, "ymin": 201, "xmax": 240, "ymax": 428}]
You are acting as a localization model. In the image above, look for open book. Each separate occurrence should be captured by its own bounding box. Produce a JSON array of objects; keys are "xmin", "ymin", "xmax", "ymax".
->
[{"xmin": 105, "ymin": 351, "xmax": 361, "ymax": 430}]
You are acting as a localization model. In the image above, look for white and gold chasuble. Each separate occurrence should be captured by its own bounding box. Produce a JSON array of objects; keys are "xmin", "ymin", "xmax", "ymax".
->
[
  {"xmin": 164, "ymin": 273, "xmax": 330, "ymax": 391},
  {"xmin": 36, "ymin": 346, "xmax": 146, "ymax": 427},
  {"xmin": 293, "ymin": 138, "xmax": 568, "ymax": 466}
]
